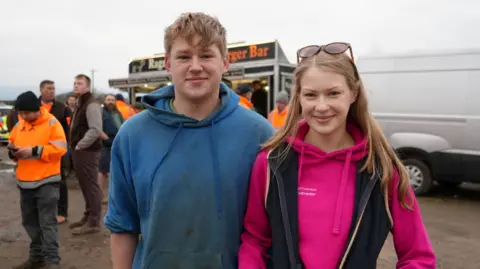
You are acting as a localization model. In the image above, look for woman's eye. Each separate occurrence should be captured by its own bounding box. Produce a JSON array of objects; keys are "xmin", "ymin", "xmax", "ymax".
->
[{"xmin": 328, "ymin": 91, "xmax": 340, "ymax": 96}]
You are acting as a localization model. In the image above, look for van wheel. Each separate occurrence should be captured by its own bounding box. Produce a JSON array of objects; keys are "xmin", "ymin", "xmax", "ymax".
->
[{"xmin": 403, "ymin": 158, "xmax": 433, "ymax": 196}]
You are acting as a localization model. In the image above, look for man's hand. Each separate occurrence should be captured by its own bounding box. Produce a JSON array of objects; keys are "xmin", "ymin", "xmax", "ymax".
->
[
  {"xmin": 7, "ymin": 143, "xmax": 16, "ymax": 150},
  {"xmin": 100, "ymin": 132, "xmax": 109, "ymax": 141},
  {"xmin": 75, "ymin": 145, "xmax": 81, "ymax": 151},
  {"xmin": 14, "ymin": 147, "xmax": 32, "ymax": 159}
]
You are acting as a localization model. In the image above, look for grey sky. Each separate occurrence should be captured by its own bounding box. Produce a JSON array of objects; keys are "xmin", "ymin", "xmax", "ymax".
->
[{"xmin": 1, "ymin": 0, "xmax": 479, "ymax": 98}]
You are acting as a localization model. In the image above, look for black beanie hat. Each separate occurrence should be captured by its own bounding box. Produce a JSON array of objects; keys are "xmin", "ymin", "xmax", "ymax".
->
[
  {"xmin": 15, "ymin": 91, "xmax": 40, "ymax": 112},
  {"xmin": 236, "ymin": 84, "xmax": 253, "ymax": 95}
]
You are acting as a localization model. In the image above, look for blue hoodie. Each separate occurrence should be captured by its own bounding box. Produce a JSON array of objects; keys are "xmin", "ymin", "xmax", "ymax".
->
[{"xmin": 104, "ymin": 83, "xmax": 274, "ymax": 269}]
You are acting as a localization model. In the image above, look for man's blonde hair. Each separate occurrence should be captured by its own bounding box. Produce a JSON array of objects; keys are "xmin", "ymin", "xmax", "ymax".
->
[{"xmin": 164, "ymin": 12, "xmax": 227, "ymax": 56}]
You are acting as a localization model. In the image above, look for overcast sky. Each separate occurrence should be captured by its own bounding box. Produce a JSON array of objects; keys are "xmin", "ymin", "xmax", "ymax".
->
[{"xmin": 1, "ymin": 0, "xmax": 479, "ymax": 99}]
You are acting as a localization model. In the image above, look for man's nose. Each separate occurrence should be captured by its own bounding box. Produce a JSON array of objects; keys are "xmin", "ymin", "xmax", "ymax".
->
[{"xmin": 189, "ymin": 57, "xmax": 202, "ymax": 71}]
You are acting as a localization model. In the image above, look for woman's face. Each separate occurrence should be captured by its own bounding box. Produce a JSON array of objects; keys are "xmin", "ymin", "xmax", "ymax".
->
[{"xmin": 299, "ymin": 67, "xmax": 356, "ymax": 137}]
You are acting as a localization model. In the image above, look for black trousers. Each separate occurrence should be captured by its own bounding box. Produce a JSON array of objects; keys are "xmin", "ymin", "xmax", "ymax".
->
[{"xmin": 58, "ymin": 155, "xmax": 69, "ymax": 217}]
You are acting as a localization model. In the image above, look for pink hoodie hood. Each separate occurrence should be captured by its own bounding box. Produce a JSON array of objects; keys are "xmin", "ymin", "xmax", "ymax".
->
[{"xmin": 288, "ymin": 120, "xmax": 367, "ymax": 235}]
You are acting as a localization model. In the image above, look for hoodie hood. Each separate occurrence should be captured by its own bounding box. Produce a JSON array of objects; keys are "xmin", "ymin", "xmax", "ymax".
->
[
  {"xmin": 288, "ymin": 120, "xmax": 368, "ymax": 235},
  {"xmin": 288, "ymin": 120, "xmax": 368, "ymax": 165},
  {"xmin": 141, "ymin": 82, "xmax": 240, "ymax": 128},
  {"xmin": 21, "ymin": 107, "xmax": 52, "ymax": 128}
]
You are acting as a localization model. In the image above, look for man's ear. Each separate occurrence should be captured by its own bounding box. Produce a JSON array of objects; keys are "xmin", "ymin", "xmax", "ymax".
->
[
  {"xmin": 165, "ymin": 56, "xmax": 171, "ymax": 72},
  {"xmin": 223, "ymin": 56, "xmax": 230, "ymax": 73}
]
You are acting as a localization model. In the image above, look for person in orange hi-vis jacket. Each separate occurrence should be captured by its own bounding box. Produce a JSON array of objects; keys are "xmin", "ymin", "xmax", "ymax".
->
[
  {"xmin": 8, "ymin": 91, "xmax": 67, "ymax": 269},
  {"xmin": 114, "ymin": 93, "xmax": 136, "ymax": 120},
  {"xmin": 268, "ymin": 91, "xmax": 289, "ymax": 131},
  {"xmin": 236, "ymin": 84, "xmax": 256, "ymax": 111}
]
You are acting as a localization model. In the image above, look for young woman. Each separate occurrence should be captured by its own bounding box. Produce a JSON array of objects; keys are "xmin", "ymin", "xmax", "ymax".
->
[{"xmin": 238, "ymin": 42, "xmax": 436, "ymax": 269}]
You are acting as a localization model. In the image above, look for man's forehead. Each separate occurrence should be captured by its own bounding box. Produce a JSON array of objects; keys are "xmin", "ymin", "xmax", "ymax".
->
[
  {"xmin": 172, "ymin": 36, "xmax": 216, "ymax": 52},
  {"xmin": 42, "ymin": 83, "xmax": 55, "ymax": 89},
  {"xmin": 173, "ymin": 44, "xmax": 215, "ymax": 53}
]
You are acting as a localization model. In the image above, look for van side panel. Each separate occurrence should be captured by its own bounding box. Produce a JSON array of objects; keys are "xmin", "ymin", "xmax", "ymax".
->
[{"xmin": 358, "ymin": 51, "xmax": 480, "ymax": 185}]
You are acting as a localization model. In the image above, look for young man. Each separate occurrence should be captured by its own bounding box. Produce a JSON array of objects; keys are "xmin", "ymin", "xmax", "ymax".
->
[
  {"xmin": 69, "ymin": 74, "xmax": 103, "ymax": 235},
  {"xmin": 38, "ymin": 80, "xmax": 72, "ymax": 224},
  {"xmin": 9, "ymin": 91, "xmax": 67, "ymax": 269},
  {"xmin": 98, "ymin": 94, "xmax": 124, "ymax": 203},
  {"xmin": 104, "ymin": 12, "xmax": 274, "ymax": 269}
]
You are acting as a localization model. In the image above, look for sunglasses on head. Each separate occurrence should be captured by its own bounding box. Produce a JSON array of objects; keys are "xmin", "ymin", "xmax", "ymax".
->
[{"xmin": 296, "ymin": 42, "xmax": 354, "ymax": 64}]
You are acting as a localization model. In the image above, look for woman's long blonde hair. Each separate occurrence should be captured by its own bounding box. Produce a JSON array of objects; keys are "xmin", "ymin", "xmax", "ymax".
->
[{"xmin": 262, "ymin": 52, "xmax": 413, "ymax": 209}]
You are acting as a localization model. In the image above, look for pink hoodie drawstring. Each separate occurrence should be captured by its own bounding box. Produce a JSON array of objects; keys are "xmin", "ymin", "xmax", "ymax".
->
[{"xmin": 332, "ymin": 150, "xmax": 353, "ymax": 235}]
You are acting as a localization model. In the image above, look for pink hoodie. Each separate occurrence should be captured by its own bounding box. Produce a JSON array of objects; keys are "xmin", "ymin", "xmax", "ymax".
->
[{"xmin": 239, "ymin": 121, "xmax": 436, "ymax": 268}]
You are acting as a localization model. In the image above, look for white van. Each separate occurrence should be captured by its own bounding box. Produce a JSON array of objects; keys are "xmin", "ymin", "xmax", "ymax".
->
[{"xmin": 357, "ymin": 50, "xmax": 480, "ymax": 195}]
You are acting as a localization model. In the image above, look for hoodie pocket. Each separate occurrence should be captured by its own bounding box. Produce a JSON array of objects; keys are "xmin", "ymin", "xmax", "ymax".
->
[{"xmin": 143, "ymin": 250, "xmax": 223, "ymax": 269}]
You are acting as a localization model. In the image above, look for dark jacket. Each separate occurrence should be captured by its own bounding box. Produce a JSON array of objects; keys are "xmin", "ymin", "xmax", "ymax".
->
[
  {"xmin": 266, "ymin": 144, "xmax": 391, "ymax": 269},
  {"xmin": 70, "ymin": 92, "xmax": 102, "ymax": 151},
  {"xmin": 6, "ymin": 109, "xmax": 18, "ymax": 132},
  {"xmin": 102, "ymin": 106, "xmax": 124, "ymax": 148},
  {"xmin": 42, "ymin": 98, "xmax": 72, "ymax": 141}
]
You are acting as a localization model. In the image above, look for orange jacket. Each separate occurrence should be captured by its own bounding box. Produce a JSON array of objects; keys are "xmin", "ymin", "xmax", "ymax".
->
[
  {"xmin": 116, "ymin": 100, "xmax": 135, "ymax": 120},
  {"xmin": 268, "ymin": 107, "xmax": 288, "ymax": 130},
  {"xmin": 9, "ymin": 107, "xmax": 68, "ymax": 189},
  {"xmin": 238, "ymin": 96, "xmax": 254, "ymax": 110}
]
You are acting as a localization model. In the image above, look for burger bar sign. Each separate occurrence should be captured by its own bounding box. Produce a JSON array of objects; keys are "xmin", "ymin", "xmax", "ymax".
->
[
  {"xmin": 129, "ymin": 56, "xmax": 166, "ymax": 74},
  {"xmin": 227, "ymin": 42, "xmax": 276, "ymax": 64},
  {"xmin": 128, "ymin": 42, "xmax": 276, "ymax": 74}
]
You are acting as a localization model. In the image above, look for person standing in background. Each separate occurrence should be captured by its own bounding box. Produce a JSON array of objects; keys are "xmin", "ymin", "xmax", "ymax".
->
[
  {"xmin": 9, "ymin": 91, "xmax": 67, "ymax": 269},
  {"xmin": 114, "ymin": 93, "xmax": 135, "ymax": 120},
  {"xmin": 69, "ymin": 74, "xmax": 103, "ymax": 235},
  {"xmin": 236, "ymin": 84, "xmax": 255, "ymax": 110},
  {"xmin": 6, "ymin": 108, "xmax": 19, "ymax": 132},
  {"xmin": 38, "ymin": 80, "xmax": 72, "ymax": 225},
  {"xmin": 66, "ymin": 95, "xmax": 77, "ymax": 114},
  {"xmin": 98, "ymin": 94, "xmax": 124, "ymax": 204},
  {"xmin": 268, "ymin": 91, "xmax": 289, "ymax": 131},
  {"xmin": 251, "ymin": 80, "xmax": 267, "ymax": 118}
]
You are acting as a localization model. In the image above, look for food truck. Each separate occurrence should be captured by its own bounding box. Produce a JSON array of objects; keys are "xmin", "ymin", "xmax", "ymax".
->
[{"xmin": 108, "ymin": 40, "xmax": 295, "ymax": 116}]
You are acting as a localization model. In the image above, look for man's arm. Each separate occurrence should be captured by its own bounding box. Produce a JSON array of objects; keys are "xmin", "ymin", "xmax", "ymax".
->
[
  {"xmin": 111, "ymin": 233, "xmax": 138, "ymax": 269},
  {"xmin": 104, "ymin": 128, "xmax": 140, "ymax": 268},
  {"xmin": 76, "ymin": 102, "xmax": 102, "ymax": 149},
  {"xmin": 38, "ymin": 119, "xmax": 68, "ymax": 162}
]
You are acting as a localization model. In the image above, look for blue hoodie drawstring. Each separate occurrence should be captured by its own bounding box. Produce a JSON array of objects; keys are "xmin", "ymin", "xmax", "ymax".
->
[
  {"xmin": 147, "ymin": 124, "xmax": 184, "ymax": 213},
  {"xmin": 210, "ymin": 120, "xmax": 222, "ymax": 219}
]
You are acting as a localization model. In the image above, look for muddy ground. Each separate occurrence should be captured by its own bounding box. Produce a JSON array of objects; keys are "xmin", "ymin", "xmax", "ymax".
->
[{"xmin": 0, "ymin": 147, "xmax": 479, "ymax": 269}]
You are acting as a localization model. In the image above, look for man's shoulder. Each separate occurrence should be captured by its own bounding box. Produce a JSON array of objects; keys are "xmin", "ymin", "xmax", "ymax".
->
[
  {"xmin": 86, "ymin": 101, "xmax": 102, "ymax": 112},
  {"xmin": 230, "ymin": 107, "xmax": 274, "ymax": 133},
  {"xmin": 53, "ymin": 100, "xmax": 66, "ymax": 108},
  {"xmin": 116, "ymin": 110, "xmax": 154, "ymax": 135}
]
